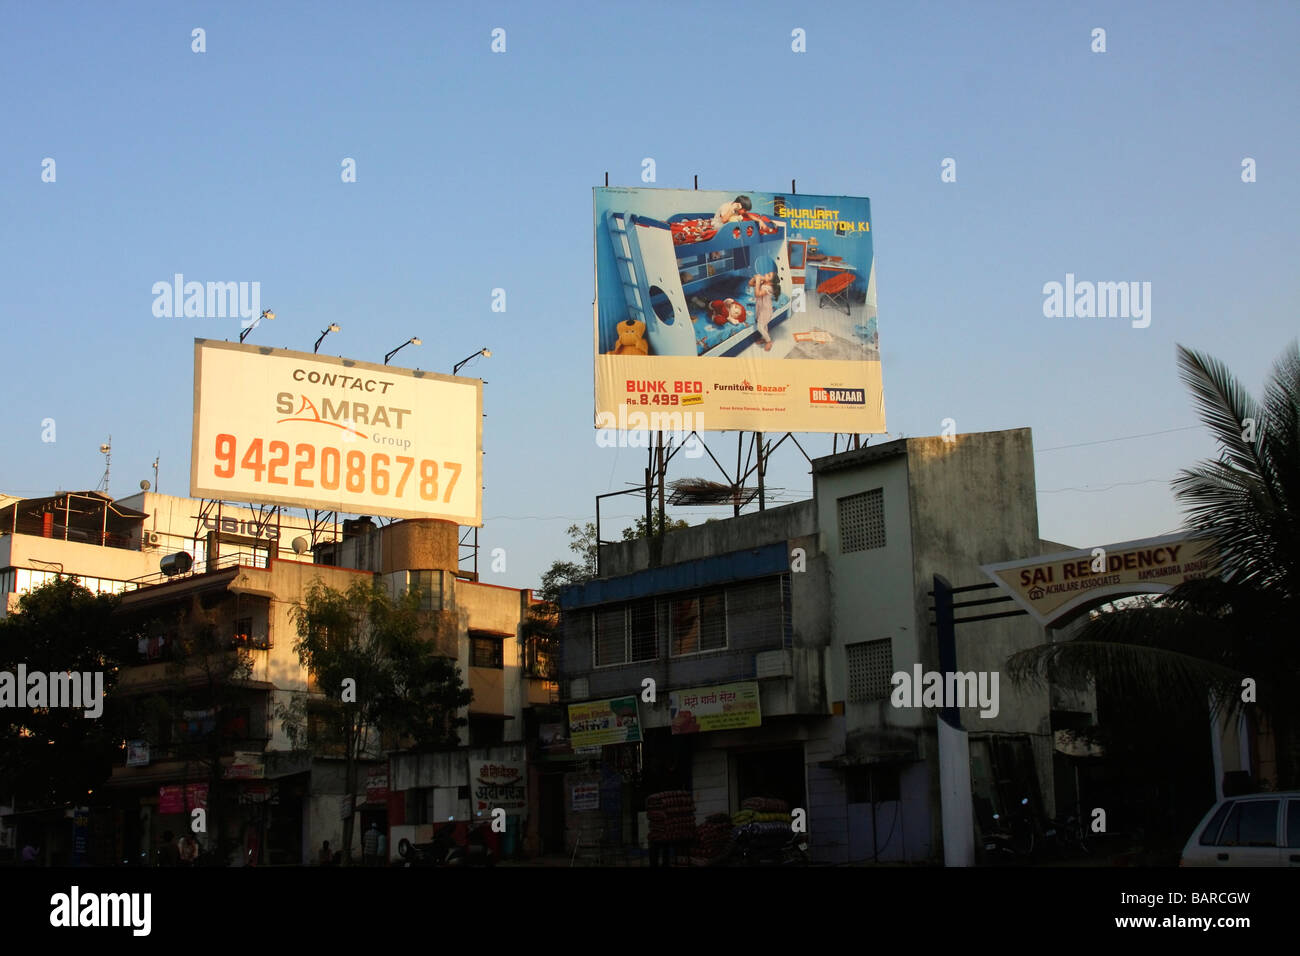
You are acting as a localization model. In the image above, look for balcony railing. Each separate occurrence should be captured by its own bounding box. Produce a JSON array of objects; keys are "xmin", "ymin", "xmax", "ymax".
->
[
  {"xmin": 4, "ymin": 518, "xmax": 138, "ymax": 550},
  {"xmin": 129, "ymin": 549, "xmax": 270, "ymax": 590},
  {"xmin": 231, "ymin": 632, "xmax": 272, "ymax": 651}
]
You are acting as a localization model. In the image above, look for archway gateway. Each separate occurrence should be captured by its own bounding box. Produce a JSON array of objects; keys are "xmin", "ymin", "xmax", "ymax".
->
[
  {"xmin": 936, "ymin": 532, "xmax": 1220, "ymax": 865},
  {"xmin": 980, "ymin": 532, "xmax": 1218, "ymax": 628}
]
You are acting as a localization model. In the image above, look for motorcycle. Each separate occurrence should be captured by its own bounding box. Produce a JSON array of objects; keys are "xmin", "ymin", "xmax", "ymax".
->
[
  {"xmin": 983, "ymin": 797, "xmax": 1038, "ymax": 864},
  {"xmin": 397, "ymin": 820, "xmax": 495, "ymax": 868},
  {"xmin": 1046, "ymin": 811, "xmax": 1090, "ymax": 859},
  {"xmin": 713, "ymin": 823, "xmax": 809, "ymax": 866}
]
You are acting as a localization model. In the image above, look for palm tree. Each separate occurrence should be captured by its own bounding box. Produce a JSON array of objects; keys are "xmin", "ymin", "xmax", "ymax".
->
[{"xmin": 1007, "ymin": 342, "xmax": 1300, "ymax": 788}]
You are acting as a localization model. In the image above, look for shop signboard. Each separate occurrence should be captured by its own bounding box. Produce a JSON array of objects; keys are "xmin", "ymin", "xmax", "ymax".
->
[
  {"xmin": 568, "ymin": 696, "xmax": 641, "ymax": 749},
  {"xmin": 571, "ymin": 783, "xmax": 599, "ymax": 812},
  {"xmin": 472, "ymin": 760, "xmax": 527, "ymax": 815},
  {"xmin": 126, "ymin": 740, "xmax": 150, "ymax": 767},
  {"xmin": 594, "ymin": 186, "xmax": 883, "ymax": 435},
  {"xmin": 366, "ymin": 767, "xmax": 389, "ymax": 804},
  {"xmin": 224, "ymin": 751, "xmax": 265, "ymax": 779},
  {"xmin": 669, "ymin": 681, "xmax": 762, "ymax": 734},
  {"xmin": 159, "ymin": 784, "xmax": 208, "ymax": 814}
]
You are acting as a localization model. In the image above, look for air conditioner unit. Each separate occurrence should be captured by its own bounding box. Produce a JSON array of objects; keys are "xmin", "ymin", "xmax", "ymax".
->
[
  {"xmin": 755, "ymin": 649, "xmax": 792, "ymax": 679},
  {"xmin": 145, "ymin": 532, "xmax": 161, "ymax": 547}
]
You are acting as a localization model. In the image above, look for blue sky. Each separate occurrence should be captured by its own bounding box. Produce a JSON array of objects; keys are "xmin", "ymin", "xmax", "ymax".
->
[{"xmin": 2, "ymin": 1, "xmax": 1297, "ymax": 589}]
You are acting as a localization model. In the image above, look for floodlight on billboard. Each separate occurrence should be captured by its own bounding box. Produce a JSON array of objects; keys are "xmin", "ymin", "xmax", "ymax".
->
[
  {"xmin": 593, "ymin": 186, "xmax": 885, "ymax": 435},
  {"xmin": 190, "ymin": 340, "xmax": 482, "ymax": 525}
]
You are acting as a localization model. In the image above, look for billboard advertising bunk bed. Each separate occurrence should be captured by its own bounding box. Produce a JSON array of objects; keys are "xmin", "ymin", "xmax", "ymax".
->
[{"xmin": 594, "ymin": 186, "xmax": 883, "ymax": 435}]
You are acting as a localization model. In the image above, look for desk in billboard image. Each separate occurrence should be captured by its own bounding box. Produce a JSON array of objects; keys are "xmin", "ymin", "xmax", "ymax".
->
[
  {"xmin": 190, "ymin": 340, "xmax": 483, "ymax": 525},
  {"xmin": 594, "ymin": 186, "xmax": 885, "ymax": 435}
]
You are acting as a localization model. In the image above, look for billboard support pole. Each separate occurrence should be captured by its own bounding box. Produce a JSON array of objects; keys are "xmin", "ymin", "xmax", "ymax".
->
[
  {"xmin": 757, "ymin": 432, "xmax": 766, "ymax": 510},
  {"xmin": 657, "ymin": 433, "xmax": 666, "ymax": 534},
  {"xmin": 644, "ymin": 463, "xmax": 652, "ymax": 536},
  {"xmin": 734, "ymin": 434, "xmax": 743, "ymax": 517}
]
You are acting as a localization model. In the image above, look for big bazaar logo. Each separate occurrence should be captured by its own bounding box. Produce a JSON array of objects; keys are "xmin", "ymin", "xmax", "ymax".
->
[
  {"xmin": 809, "ymin": 387, "xmax": 866, "ymax": 405},
  {"xmin": 275, "ymin": 395, "xmax": 369, "ymax": 439}
]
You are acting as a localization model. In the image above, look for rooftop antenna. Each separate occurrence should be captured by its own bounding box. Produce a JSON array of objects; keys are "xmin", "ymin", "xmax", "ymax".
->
[
  {"xmin": 97, "ymin": 436, "xmax": 112, "ymax": 494},
  {"xmin": 152, "ymin": 455, "xmax": 160, "ymax": 494}
]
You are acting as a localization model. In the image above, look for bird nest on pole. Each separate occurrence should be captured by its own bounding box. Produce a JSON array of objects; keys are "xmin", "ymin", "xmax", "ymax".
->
[{"xmin": 668, "ymin": 478, "xmax": 759, "ymax": 508}]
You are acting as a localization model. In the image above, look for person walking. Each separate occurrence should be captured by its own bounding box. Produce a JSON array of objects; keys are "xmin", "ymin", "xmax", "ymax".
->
[{"xmin": 20, "ymin": 840, "xmax": 39, "ymax": 867}]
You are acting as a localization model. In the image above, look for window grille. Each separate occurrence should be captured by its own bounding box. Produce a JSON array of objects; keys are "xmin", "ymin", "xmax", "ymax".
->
[
  {"xmin": 838, "ymin": 488, "xmax": 885, "ymax": 553},
  {"xmin": 847, "ymin": 638, "xmax": 893, "ymax": 702}
]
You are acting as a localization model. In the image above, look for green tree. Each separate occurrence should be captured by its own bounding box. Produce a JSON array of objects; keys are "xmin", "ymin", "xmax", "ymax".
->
[
  {"xmin": 538, "ymin": 522, "xmax": 599, "ymax": 605},
  {"xmin": 1008, "ymin": 342, "xmax": 1300, "ymax": 789},
  {"xmin": 279, "ymin": 578, "xmax": 472, "ymax": 865},
  {"xmin": 0, "ymin": 577, "xmax": 135, "ymax": 815},
  {"xmin": 622, "ymin": 513, "xmax": 689, "ymax": 541}
]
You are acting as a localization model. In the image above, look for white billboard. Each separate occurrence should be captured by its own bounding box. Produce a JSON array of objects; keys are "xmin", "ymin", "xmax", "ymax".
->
[{"xmin": 191, "ymin": 340, "xmax": 482, "ymax": 525}]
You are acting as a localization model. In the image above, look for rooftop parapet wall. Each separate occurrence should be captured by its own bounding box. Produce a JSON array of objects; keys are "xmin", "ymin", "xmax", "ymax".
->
[{"xmin": 599, "ymin": 499, "xmax": 817, "ymax": 577}]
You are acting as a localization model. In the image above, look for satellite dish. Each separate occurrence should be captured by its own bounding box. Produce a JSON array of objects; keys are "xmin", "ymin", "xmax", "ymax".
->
[
  {"xmin": 291, "ymin": 536, "xmax": 310, "ymax": 555},
  {"xmin": 140, "ymin": 480, "xmax": 151, "ymax": 491}
]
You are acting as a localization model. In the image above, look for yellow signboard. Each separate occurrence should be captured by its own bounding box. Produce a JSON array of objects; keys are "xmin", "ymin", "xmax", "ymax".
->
[
  {"xmin": 568, "ymin": 696, "xmax": 641, "ymax": 748},
  {"xmin": 981, "ymin": 533, "xmax": 1217, "ymax": 626},
  {"xmin": 669, "ymin": 681, "xmax": 762, "ymax": 734}
]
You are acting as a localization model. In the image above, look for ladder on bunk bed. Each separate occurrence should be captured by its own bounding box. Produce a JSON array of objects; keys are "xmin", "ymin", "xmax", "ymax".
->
[{"xmin": 605, "ymin": 211, "xmax": 653, "ymax": 332}]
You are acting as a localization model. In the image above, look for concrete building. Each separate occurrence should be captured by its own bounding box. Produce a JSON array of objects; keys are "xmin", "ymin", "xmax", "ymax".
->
[
  {"xmin": 556, "ymin": 428, "xmax": 1057, "ymax": 864},
  {"xmin": 105, "ymin": 516, "xmax": 554, "ymax": 865},
  {"xmin": 0, "ymin": 489, "xmax": 553, "ymax": 864}
]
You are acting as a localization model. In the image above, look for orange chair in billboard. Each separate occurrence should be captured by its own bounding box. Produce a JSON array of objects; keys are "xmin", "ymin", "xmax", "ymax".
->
[{"xmin": 816, "ymin": 271, "xmax": 855, "ymax": 316}]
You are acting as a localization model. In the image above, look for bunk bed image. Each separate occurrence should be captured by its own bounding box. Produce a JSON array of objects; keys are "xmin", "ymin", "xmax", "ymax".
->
[{"xmin": 604, "ymin": 209, "xmax": 792, "ymax": 358}]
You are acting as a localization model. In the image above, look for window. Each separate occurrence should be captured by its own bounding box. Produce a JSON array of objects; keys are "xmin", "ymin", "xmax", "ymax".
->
[
  {"xmin": 725, "ymin": 577, "xmax": 788, "ymax": 648},
  {"xmin": 671, "ymin": 591, "xmax": 726, "ymax": 656},
  {"xmin": 469, "ymin": 716, "xmax": 504, "ymax": 747},
  {"xmin": 847, "ymin": 639, "xmax": 893, "ymax": 702},
  {"xmin": 471, "ymin": 635, "xmax": 503, "ymax": 669},
  {"xmin": 1287, "ymin": 801, "xmax": 1300, "ymax": 848},
  {"xmin": 1199, "ymin": 801, "xmax": 1234, "ymax": 845},
  {"xmin": 838, "ymin": 488, "xmax": 885, "ymax": 553},
  {"xmin": 847, "ymin": 766, "xmax": 900, "ymax": 803},
  {"xmin": 629, "ymin": 600, "xmax": 657, "ymax": 662},
  {"xmin": 1216, "ymin": 800, "xmax": 1279, "ymax": 847},
  {"xmin": 593, "ymin": 603, "xmax": 659, "ymax": 667},
  {"xmin": 594, "ymin": 607, "xmax": 627, "ymax": 667},
  {"xmin": 410, "ymin": 570, "xmax": 442, "ymax": 611}
]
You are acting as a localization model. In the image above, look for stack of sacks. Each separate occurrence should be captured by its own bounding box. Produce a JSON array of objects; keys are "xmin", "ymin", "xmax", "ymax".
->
[
  {"xmin": 732, "ymin": 797, "xmax": 792, "ymax": 834},
  {"xmin": 696, "ymin": 812, "xmax": 733, "ymax": 859},
  {"xmin": 646, "ymin": 791, "xmax": 697, "ymax": 844}
]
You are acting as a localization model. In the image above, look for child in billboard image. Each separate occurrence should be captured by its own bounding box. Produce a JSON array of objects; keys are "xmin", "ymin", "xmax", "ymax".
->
[
  {"xmin": 709, "ymin": 298, "xmax": 747, "ymax": 326},
  {"xmin": 710, "ymin": 195, "xmax": 752, "ymax": 230},
  {"xmin": 748, "ymin": 255, "xmax": 780, "ymax": 352}
]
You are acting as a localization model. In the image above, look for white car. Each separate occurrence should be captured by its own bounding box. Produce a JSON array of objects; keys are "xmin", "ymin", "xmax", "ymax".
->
[{"xmin": 1180, "ymin": 791, "xmax": 1300, "ymax": 866}]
